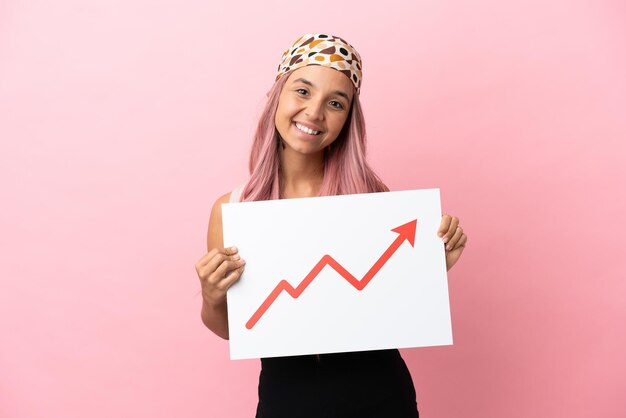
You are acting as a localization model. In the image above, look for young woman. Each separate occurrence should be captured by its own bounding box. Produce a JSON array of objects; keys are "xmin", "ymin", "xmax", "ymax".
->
[{"xmin": 195, "ymin": 33, "xmax": 467, "ymax": 418}]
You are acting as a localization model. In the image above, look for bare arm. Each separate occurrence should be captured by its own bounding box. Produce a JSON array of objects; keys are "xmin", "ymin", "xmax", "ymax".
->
[{"xmin": 196, "ymin": 192, "xmax": 245, "ymax": 340}]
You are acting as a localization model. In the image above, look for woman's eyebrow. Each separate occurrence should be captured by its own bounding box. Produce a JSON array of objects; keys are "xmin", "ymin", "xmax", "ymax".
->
[{"xmin": 292, "ymin": 78, "xmax": 351, "ymax": 101}]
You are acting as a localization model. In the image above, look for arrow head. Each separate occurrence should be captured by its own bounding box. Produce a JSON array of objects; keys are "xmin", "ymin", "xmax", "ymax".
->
[{"xmin": 391, "ymin": 219, "xmax": 418, "ymax": 247}]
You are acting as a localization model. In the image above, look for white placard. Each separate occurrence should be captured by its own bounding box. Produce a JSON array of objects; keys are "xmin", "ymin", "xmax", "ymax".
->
[{"xmin": 222, "ymin": 188, "xmax": 452, "ymax": 360}]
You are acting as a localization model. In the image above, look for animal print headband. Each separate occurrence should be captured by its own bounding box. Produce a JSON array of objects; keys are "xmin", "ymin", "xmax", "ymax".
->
[{"xmin": 275, "ymin": 33, "xmax": 363, "ymax": 92}]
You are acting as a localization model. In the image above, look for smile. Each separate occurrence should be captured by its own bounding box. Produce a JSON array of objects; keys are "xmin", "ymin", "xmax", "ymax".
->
[{"xmin": 294, "ymin": 122, "xmax": 321, "ymax": 136}]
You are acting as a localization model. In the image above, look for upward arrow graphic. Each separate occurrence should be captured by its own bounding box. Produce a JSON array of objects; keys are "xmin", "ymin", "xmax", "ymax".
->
[{"xmin": 245, "ymin": 219, "xmax": 418, "ymax": 330}]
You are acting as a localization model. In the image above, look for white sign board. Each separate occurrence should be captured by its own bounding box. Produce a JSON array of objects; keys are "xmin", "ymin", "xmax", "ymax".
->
[{"xmin": 222, "ymin": 188, "xmax": 452, "ymax": 360}]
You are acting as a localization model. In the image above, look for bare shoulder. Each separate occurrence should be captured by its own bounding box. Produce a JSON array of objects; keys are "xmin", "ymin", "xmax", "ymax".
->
[
  {"xmin": 207, "ymin": 192, "xmax": 232, "ymax": 252},
  {"xmin": 213, "ymin": 192, "xmax": 232, "ymax": 211}
]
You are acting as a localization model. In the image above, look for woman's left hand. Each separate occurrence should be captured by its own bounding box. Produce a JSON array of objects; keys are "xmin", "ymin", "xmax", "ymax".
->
[{"xmin": 438, "ymin": 214, "xmax": 467, "ymax": 271}]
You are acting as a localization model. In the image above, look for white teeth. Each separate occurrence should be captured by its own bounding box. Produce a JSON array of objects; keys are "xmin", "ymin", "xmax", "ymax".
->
[{"xmin": 295, "ymin": 122, "xmax": 320, "ymax": 135}]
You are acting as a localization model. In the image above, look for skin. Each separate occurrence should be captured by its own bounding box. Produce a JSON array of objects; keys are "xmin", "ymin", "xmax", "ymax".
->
[
  {"xmin": 195, "ymin": 66, "xmax": 468, "ymax": 340},
  {"xmin": 274, "ymin": 65, "xmax": 353, "ymax": 160}
]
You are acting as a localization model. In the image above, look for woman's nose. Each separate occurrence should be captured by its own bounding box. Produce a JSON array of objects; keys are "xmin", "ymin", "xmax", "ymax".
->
[{"xmin": 305, "ymin": 99, "xmax": 324, "ymax": 120}]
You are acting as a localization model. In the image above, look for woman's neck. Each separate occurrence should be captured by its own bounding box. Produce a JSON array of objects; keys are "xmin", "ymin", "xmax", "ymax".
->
[{"xmin": 279, "ymin": 146, "xmax": 325, "ymax": 199}]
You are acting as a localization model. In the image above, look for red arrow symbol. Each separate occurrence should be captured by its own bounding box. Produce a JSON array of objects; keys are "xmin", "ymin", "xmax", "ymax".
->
[{"xmin": 245, "ymin": 219, "xmax": 418, "ymax": 330}]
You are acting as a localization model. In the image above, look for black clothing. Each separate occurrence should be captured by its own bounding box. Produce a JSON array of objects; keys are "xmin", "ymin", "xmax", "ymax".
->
[{"xmin": 255, "ymin": 349, "xmax": 419, "ymax": 418}]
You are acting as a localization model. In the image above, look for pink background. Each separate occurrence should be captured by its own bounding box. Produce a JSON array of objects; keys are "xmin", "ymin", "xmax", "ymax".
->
[{"xmin": 1, "ymin": 1, "xmax": 625, "ymax": 417}]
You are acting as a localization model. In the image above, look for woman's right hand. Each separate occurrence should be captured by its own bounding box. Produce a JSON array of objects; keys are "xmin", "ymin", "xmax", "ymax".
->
[{"xmin": 195, "ymin": 246, "xmax": 246, "ymax": 306}]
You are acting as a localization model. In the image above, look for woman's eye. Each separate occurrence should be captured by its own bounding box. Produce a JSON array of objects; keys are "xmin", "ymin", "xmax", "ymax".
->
[
  {"xmin": 296, "ymin": 89, "xmax": 308, "ymax": 95},
  {"xmin": 330, "ymin": 101, "xmax": 344, "ymax": 109}
]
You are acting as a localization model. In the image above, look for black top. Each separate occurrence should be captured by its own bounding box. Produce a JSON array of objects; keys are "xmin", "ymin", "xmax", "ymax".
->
[{"xmin": 255, "ymin": 349, "xmax": 419, "ymax": 418}]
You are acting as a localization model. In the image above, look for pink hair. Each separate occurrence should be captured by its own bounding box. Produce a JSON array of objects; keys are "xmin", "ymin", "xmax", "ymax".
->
[{"xmin": 241, "ymin": 70, "xmax": 388, "ymax": 202}]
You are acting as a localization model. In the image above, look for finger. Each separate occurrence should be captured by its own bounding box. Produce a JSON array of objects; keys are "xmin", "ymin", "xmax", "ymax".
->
[
  {"xmin": 457, "ymin": 234, "xmax": 468, "ymax": 248},
  {"xmin": 202, "ymin": 247, "xmax": 240, "ymax": 277},
  {"xmin": 213, "ymin": 260, "xmax": 246, "ymax": 288},
  {"xmin": 197, "ymin": 247, "xmax": 237, "ymax": 270},
  {"xmin": 438, "ymin": 214, "xmax": 452, "ymax": 237},
  {"xmin": 446, "ymin": 227, "xmax": 463, "ymax": 251},
  {"xmin": 442, "ymin": 217, "xmax": 459, "ymax": 243},
  {"xmin": 212, "ymin": 258, "xmax": 246, "ymax": 284},
  {"xmin": 223, "ymin": 246, "xmax": 238, "ymax": 256},
  {"xmin": 195, "ymin": 248, "xmax": 221, "ymax": 270},
  {"xmin": 202, "ymin": 253, "xmax": 228, "ymax": 280},
  {"xmin": 449, "ymin": 236, "xmax": 467, "ymax": 261},
  {"xmin": 217, "ymin": 266, "xmax": 245, "ymax": 291}
]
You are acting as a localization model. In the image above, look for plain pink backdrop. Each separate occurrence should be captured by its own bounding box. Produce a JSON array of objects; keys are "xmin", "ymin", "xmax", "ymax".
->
[{"xmin": 1, "ymin": 1, "xmax": 625, "ymax": 417}]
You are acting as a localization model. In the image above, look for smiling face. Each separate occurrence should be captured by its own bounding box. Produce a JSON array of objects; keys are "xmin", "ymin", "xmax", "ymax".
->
[{"xmin": 274, "ymin": 65, "xmax": 355, "ymax": 158}]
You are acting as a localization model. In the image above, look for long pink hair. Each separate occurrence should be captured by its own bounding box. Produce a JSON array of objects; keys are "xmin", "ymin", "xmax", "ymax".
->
[{"xmin": 241, "ymin": 69, "xmax": 388, "ymax": 202}]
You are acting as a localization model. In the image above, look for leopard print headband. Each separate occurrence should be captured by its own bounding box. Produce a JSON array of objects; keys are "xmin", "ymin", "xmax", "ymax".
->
[{"xmin": 276, "ymin": 33, "xmax": 363, "ymax": 92}]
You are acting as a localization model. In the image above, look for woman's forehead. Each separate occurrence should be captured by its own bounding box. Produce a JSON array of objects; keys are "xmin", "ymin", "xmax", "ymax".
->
[{"xmin": 288, "ymin": 66, "xmax": 354, "ymax": 96}]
